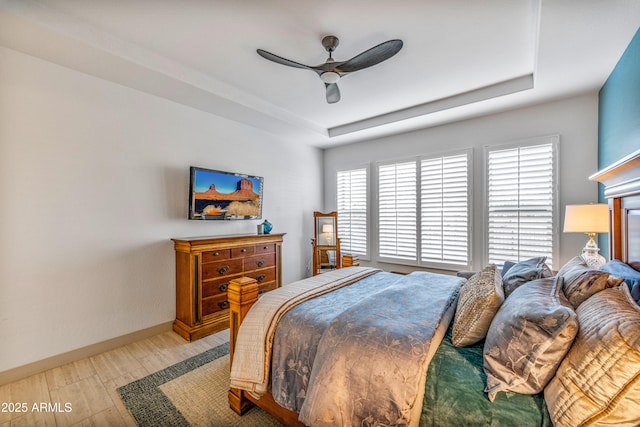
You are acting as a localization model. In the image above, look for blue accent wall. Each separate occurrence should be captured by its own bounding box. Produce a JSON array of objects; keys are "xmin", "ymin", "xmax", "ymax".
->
[
  {"xmin": 598, "ymin": 27, "xmax": 640, "ymax": 255},
  {"xmin": 599, "ymin": 27, "xmax": 640, "ymax": 170}
]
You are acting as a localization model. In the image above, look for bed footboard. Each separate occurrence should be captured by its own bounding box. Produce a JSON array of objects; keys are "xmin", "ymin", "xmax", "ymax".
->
[
  {"xmin": 227, "ymin": 276, "xmax": 259, "ymax": 415},
  {"xmin": 227, "ymin": 276, "xmax": 306, "ymax": 426}
]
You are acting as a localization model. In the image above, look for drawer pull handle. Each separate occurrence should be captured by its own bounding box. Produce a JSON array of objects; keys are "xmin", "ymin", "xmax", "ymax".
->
[
  {"xmin": 218, "ymin": 283, "xmax": 229, "ymax": 292},
  {"xmin": 256, "ymin": 274, "xmax": 266, "ymax": 282},
  {"xmin": 241, "ymin": 248, "xmax": 247, "ymax": 253},
  {"xmin": 217, "ymin": 266, "xmax": 229, "ymax": 275},
  {"xmin": 256, "ymin": 260, "xmax": 265, "ymax": 267},
  {"xmin": 213, "ymin": 252, "xmax": 220, "ymax": 256},
  {"xmin": 218, "ymin": 300, "xmax": 229, "ymax": 309},
  {"xmin": 263, "ymin": 246, "xmax": 268, "ymax": 249}
]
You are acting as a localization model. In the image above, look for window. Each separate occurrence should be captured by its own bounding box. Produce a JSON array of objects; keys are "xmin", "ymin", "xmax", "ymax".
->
[
  {"xmin": 486, "ymin": 137, "xmax": 558, "ymax": 268},
  {"xmin": 378, "ymin": 161, "xmax": 417, "ymax": 260},
  {"xmin": 377, "ymin": 151, "xmax": 471, "ymax": 268},
  {"xmin": 421, "ymin": 154, "xmax": 470, "ymax": 266},
  {"xmin": 337, "ymin": 168, "xmax": 368, "ymax": 257}
]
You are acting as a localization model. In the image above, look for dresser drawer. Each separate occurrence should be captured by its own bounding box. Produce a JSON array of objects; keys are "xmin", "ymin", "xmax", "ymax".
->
[
  {"xmin": 201, "ymin": 249, "xmax": 231, "ymax": 263},
  {"xmin": 255, "ymin": 243, "xmax": 276, "ymax": 254},
  {"xmin": 231, "ymin": 246, "xmax": 256, "ymax": 257},
  {"xmin": 202, "ymin": 294, "xmax": 229, "ymax": 317},
  {"xmin": 202, "ymin": 274, "xmax": 241, "ymax": 298},
  {"xmin": 202, "ymin": 258, "xmax": 243, "ymax": 279},
  {"xmin": 245, "ymin": 267, "xmax": 276, "ymax": 285},
  {"xmin": 245, "ymin": 253, "xmax": 276, "ymax": 271}
]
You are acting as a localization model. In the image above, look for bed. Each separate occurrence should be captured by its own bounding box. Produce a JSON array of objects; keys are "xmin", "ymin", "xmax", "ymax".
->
[{"xmin": 227, "ymin": 148, "xmax": 640, "ymax": 427}]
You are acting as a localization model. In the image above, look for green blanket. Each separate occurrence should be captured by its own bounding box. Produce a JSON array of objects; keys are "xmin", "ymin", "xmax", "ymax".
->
[{"xmin": 420, "ymin": 326, "xmax": 552, "ymax": 427}]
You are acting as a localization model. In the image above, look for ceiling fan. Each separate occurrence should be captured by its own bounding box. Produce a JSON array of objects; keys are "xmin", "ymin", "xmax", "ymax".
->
[{"xmin": 257, "ymin": 35, "xmax": 403, "ymax": 104}]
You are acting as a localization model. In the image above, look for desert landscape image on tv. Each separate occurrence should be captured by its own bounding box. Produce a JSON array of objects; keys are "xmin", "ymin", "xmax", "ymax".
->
[{"xmin": 191, "ymin": 168, "xmax": 262, "ymax": 219}]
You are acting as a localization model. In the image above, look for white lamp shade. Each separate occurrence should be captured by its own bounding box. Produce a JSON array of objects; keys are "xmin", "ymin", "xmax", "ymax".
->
[{"xmin": 563, "ymin": 204, "xmax": 609, "ymax": 233}]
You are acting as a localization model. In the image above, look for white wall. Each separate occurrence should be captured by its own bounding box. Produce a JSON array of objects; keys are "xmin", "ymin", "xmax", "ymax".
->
[
  {"xmin": 0, "ymin": 47, "xmax": 323, "ymax": 372},
  {"xmin": 323, "ymin": 94, "xmax": 600, "ymax": 273}
]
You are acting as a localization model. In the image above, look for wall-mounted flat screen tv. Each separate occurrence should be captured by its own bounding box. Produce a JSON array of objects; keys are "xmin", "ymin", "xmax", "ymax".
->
[{"xmin": 189, "ymin": 166, "xmax": 263, "ymax": 220}]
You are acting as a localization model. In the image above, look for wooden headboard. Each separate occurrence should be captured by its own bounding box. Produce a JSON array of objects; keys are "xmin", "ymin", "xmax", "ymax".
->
[{"xmin": 590, "ymin": 148, "xmax": 640, "ymax": 271}]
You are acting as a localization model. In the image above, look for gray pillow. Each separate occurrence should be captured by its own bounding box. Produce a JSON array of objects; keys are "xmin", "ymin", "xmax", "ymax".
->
[
  {"xmin": 483, "ymin": 276, "xmax": 578, "ymax": 402},
  {"xmin": 501, "ymin": 256, "xmax": 553, "ymax": 297},
  {"xmin": 500, "ymin": 260, "xmax": 516, "ymax": 277},
  {"xmin": 557, "ymin": 256, "xmax": 618, "ymax": 308}
]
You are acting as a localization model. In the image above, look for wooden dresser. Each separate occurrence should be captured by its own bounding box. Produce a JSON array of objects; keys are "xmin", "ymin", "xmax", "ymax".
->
[{"xmin": 172, "ymin": 233, "xmax": 285, "ymax": 341}]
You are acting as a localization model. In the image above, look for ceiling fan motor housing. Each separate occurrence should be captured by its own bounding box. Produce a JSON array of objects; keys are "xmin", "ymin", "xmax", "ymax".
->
[{"xmin": 322, "ymin": 35, "xmax": 340, "ymax": 53}]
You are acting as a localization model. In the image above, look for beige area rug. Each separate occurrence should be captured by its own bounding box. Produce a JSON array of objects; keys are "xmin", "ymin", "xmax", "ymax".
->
[{"xmin": 118, "ymin": 342, "xmax": 282, "ymax": 426}]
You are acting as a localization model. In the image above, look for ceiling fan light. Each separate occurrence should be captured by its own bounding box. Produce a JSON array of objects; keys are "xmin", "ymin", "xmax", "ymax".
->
[{"xmin": 320, "ymin": 71, "xmax": 340, "ymax": 84}]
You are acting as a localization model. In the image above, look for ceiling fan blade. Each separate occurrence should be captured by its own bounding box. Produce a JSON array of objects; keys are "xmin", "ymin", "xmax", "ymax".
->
[
  {"xmin": 337, "ymin": 39, "xmax": 403, "ymax": 73},
  {"xmin": 325, "ymin": 83, "xmax": 340, "ymax": 104},
  {"xmin": 257, "ymin": 49, "xmax": 315, "ymax": 71}
]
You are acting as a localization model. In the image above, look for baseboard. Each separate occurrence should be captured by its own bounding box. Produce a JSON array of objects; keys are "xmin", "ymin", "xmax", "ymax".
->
[{"xmin": 0, "ymin": 321, "xmax": 173, "ymax": 386}]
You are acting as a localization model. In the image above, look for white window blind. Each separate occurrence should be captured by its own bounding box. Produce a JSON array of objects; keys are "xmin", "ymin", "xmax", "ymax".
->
[
  {"xmin": 421, "ymin": 154, "xmax": 470, "ymax": 265},
  {"xmin": 337, "ymin": 168, "xmax": 368, "ymax": 256},
  {"xmin": 487, "ymin": 142, "xmax": 556, "ymax": 268},
  {"xmin": 378, "ymin": 161, "xmax": 417, "ymax": 260}
]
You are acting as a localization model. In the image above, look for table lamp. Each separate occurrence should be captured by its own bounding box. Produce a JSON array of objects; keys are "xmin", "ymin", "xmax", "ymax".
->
[{"xmin": 563, "ymin": 203, "xmax": 609, "ymax": 268}]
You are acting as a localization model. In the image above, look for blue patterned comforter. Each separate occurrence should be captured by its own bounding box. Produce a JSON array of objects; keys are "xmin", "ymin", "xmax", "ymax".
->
[{"xmin": 270, "ymin": 271, "xmax": 463, "ymax": 427}]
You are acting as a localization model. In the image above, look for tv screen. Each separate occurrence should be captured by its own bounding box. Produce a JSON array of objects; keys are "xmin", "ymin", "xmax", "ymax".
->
[{"xmin": 189, "ymin": 166, "xmax": 263, "ymax": 220}]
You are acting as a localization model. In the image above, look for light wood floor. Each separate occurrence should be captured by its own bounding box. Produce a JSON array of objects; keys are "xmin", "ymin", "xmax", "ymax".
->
[{"xmin": 0, "ymin": 329, "xmax": 230, "ymax": 426}]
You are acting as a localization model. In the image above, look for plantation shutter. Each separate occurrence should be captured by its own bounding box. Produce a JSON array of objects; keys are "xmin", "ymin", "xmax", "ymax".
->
[
  {"xmin": 487, "ymin": 142, "xmax": 556, "ymax": 268},
  {"xmin": 378, "ymin": 161, "xmax": 417, "ymax": 260},
  {"xmin": 421, "ymin": 153, "xmax": 469, "ymax": 265},
  {"xmin": 337, "ymin": 168, "xmax": 368, "ymax": 256}
]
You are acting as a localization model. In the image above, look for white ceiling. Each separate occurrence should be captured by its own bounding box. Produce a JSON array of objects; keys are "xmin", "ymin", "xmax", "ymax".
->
[{"xmin": 1, "ymin": 0, "xmax": 639, "ymax": 147}]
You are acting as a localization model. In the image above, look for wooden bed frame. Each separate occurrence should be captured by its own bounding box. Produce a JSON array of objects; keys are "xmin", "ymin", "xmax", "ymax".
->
[
  {"xmin": 590, "ymin": 148, "xmax": 640, "ymax": 270},
  {"xmin": 227, "ymin": 148, "xmax": 640, "ymax": 426}
]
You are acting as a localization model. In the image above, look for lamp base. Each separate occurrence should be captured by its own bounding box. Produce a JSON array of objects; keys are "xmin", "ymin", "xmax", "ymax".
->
[
  {"xmin": 581, "ymin": 232, "xmax": 606, "ymax": 268},
  {"xmin": 581, "ymin": 252, "xmax": 606, "ymax": 269}
]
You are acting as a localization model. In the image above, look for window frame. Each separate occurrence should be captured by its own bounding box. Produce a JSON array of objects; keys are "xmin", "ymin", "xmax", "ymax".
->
[
  {"xmin": 374, "ymin": 149, "xmax": 473, "ymax": 271},
  {"xmin": 483, "ymin": 135, "xmax": 559, "ymax": 269},
  {"xmin": 376, "ymin": 158, "xmax": 418, "ymax": 262},
  {"xmin": 336, "ymin": 165, "xmax": 370, "ymax": 260},
  {"xmin": 420, "ymin": 150, "xmax": 473, "ymax": 270}
]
